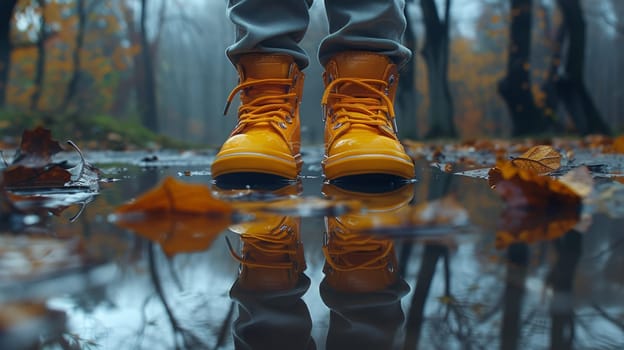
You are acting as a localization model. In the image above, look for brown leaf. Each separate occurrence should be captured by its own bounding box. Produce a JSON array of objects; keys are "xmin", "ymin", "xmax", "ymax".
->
[
  {"xmin": 114, "ymin": 177, "xmax": 234, "ymax": 256},
  {"xmin": 3, "ymin": 164, "xmax": 71, "ymax": 189},
  {"xmin": 12, "ymin": 127, "xmax": 64, "ymax": 167},
  {"xmin": 511, "ymin": 145, "xmax": 561, "ymax": 174}
]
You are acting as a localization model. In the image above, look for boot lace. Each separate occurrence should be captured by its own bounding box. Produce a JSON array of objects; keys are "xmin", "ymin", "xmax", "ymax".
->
[
  {"xmin": 226, "ymin": 222, "xmax": 299, "ymax": 270},
  {"xmin": 223, "ymin": 78, "xmax": 297, "ymax": 133},
  {"xmin": 323, "ymin": 222, "xmax": 394, "ymax": 272},
  {"xmin": 321, "ymin": 77, "xmax": 397, "ymax": 141}
]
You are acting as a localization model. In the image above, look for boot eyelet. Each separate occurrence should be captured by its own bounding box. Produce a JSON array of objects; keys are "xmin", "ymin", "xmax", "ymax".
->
[
  {"xmin": 286, "ymin": 115, "xmax": 293, "ymax": 124},
  {"xmin": 279, "ymin": 122, "xmax": 287, "ymax": 129},
  {"xmin": 387, "ymin": 261, "xmax": 395, "ymax": 273},
  {"xmin": 388, "ymin": 74, "xmax": 395, "ymax": 85},
  {"xmin": 333, "ymin": 122, "xmax": 343, "ymax": 130}
]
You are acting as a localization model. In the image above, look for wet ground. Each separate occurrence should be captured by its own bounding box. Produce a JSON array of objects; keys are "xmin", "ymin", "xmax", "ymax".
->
[{"xmin": 1, "ymin": 146, "xmax": 624, "ymax": 349}]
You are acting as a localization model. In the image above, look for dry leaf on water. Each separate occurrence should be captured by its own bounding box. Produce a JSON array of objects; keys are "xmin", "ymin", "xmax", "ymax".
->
[
  {"xmin": 613, "ymin": 135, "xmax": 624, "ymax": 154},
  {"xmin": 510, "ymin": 145, "xmax": 561, "ymax": 174},
  {"xmin": 11, "ymin": 127, "xmax": 64, "ymax": 167},
  {"xmin": 113, "ymin": 177, "xmax": 233, "ymax": 256},
  {"xmin": 3, "ymin": 127, "xmax": 72, "ymax": 189}
]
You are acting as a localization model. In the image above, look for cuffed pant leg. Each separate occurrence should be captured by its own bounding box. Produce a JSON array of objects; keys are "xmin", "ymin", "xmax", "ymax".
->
[
  {"xmin": 319, "ymin": 0, "xmax": 411, "ymax": 68},
  {"xmin": 227, "ymin": 0, "xmax": 313, "ymax": 69}
]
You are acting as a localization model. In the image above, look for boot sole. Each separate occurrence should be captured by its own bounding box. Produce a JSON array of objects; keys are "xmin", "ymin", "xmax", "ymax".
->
[
  {"xmin": 323, "ymin": 152, "xmax": 415, "ymax": 180},
  {"xmin": 212, "ymin": 152, "xmax": 301, "ymax": 179}
]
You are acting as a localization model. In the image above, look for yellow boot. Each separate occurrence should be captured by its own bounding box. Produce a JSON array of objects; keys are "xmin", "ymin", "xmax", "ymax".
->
[
  {"xmin": 322, "ymin": 51, "xmax": 415, "ymax": 180},
  {"xmin": 212, "ymin": 54, "xmax": 304, "ymax": 180}
]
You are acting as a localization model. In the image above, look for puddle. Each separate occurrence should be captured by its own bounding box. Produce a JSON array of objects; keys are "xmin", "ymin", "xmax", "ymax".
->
[{"xmin": 1, "ymin": 147, "xmax": 624, "ymax": 349}]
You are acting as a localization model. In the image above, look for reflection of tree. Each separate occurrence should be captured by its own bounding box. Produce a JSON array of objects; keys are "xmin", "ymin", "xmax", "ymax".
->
[
  {"xmin": 548, "ymin": 230, "xmax": 581, "ymax": 349},
  {"xmin": 501, "ymin": 243, "xmax": 529, "ymax": 350},
  {"xmin": 146, "ymin": 243, "xmax": 234, "ymax": 350},
  {"xmin": 403, "ymin": 244, "xmax": 447, "ymax": 349}
]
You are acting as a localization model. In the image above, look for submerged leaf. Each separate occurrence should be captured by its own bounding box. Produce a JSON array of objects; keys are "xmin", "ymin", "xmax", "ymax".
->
[{"xmin": 511, "ymin": 145, "xmax": 561, "ymax": 174}]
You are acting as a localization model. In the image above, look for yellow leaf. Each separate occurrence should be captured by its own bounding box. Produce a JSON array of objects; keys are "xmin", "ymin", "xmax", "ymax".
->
[{"xmin": 511, "ymin": 145, "xmax": 561, "ymax": 174}]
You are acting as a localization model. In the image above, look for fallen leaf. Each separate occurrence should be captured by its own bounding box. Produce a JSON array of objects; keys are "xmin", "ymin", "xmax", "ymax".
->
[
  {"xmin": 511, "ymin": 145, "xmax": 561, "ymax": 174},
  {"xmin": 3, "ymin": 164, "xmax": 71, "ymax": 189},
  {"xmin": 2, "ymin": 128, "xmax": 75, "ymax": 190},
  {"xmin": 11, "ymin": 127, "xmax": 64, "ymax": 167},
  {"xmin": 115, "ymin": 177, "xmax": 232, "ymax": 216},
  {"xmin": 113, "ymin": 177, "xmax": 234, "ymax": 256},
  {"xmin": 613, "ymin": 136, "xmax": 624, "ymax": 154}
]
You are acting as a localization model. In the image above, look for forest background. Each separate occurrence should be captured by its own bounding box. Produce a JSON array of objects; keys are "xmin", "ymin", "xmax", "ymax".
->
[{"xmin": 0, "ymin": 0, "xmax": 622, "ymax": 148}]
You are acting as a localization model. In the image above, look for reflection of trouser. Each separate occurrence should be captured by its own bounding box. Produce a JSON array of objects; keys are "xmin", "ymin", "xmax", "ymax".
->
[
  {"xmin": 230, "ymin": 274, "xmax": 315, "ymax": 350},
  {"xmin": 320, "ymin": 278, "xmax": 410, "ymax": 350},
  {"xmin": 226, "ymin": 0, "xmax": 411, "ymax": 68}
]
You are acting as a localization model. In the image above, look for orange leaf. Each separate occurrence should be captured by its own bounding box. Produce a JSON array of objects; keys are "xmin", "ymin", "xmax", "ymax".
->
[
  {"xmin": 511, "ymin": 145, "xmax": 561, "ymax": 174},
  {"xmin": 613, "ymin": 136, "xmax": 624, "ymax": 154},
  {"xmin": 114, "ymin": 177, "xmax": 233, "ymax": 256},
  {"xmin": 115, "ymin": 177, "xmax": 232, "ymax": 216}
]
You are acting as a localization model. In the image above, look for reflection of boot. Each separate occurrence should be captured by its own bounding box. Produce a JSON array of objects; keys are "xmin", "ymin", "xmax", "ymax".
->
[
  {"xmin": 322, "ymin": 52, "xmax": 414, "ymax": 180},
  {"xmin": 321, "ymin": 184, "xmax": 411, "ymax": 349},
  {"xmin": 227, "ymin": 215, "xmax": 306, "ymax": 292},
  {"xmin": 322, "ymin": 183, "xmax": 413, "ymax": 293},
  {"xmin": 212, "ymin": 54, "xmax": 304, "ymax": 179},
  {"xmin": 227, "ymin": 213, "xmax": 314, "ymax": 350}
]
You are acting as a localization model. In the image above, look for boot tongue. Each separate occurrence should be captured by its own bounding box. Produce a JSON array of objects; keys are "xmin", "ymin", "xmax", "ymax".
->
[
  {"xmin": 332, "ymin": 52, "xmax": 391, "ymax": 80},
  {"xmin": 330, "ymin": 52, "xmax": 390, "ymax": 111},
  {"xmin": 238, "ymin": 54, "xmax": 293, "ymax": 80},
  {"xmin": 237, "ymin": 54, "xmax": 293, "ymax": 108}
]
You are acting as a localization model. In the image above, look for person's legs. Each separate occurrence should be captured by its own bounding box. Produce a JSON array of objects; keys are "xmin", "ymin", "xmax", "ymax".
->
[
  {"xmin": 227, "ymin": 0, "xmax": 313, "ymax": 69},
  {"xmin": 319, "ymin": 0, "xmax": 414, "ymax": 180},
  {"xmin": 213, "ymin": 0, "xmax": 312, "ymax": 181},
  {"xmin": 319, "ymin": 0, "xmax": 411, "ymax": 68}
]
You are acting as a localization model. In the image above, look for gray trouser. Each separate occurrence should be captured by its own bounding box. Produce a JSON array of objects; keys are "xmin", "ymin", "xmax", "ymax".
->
[{"xmin": 226, "ymin": 0, "xmax": 411, "ymax": 69}]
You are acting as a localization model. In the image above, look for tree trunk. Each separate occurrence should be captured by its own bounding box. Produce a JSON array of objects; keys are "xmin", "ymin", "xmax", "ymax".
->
[
  {"xmin": 556, "ymin": 0, "xmax": 611, "ymax": 135},
  {"xmin": 61, "ymin": 0, "xmax": 86, "ymax": 112},
  {"xmin": 498, "ymin": 0, "xmax": 545, "ymax": 136},
  {"xmin": 420, "ymin": 0, "xmax": 456, "ymax": 139},
  {"xmin": 139, "ymin": 0, "xmax": 159, "ymax": 132},
  {"xmin": 397, "ymin": 0, "xmax": 418, "ymax": 139},
  {"xmin": 30, "ymin": 0, "xmax": 47, "ymax": 111},
  {"xmin": 0, "ymin": 0, "xmax": 18, "ymax": 108}
]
